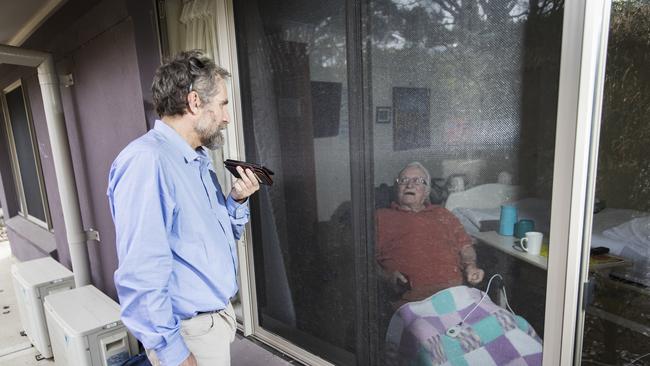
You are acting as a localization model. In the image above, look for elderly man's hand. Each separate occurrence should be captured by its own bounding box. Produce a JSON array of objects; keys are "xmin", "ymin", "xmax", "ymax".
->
[
  {"xmin": 230, "ymin": 166, "xmax": 260, "ymax": 202},
  {"xmin": 383, "ymin": 270, "xmax": 411, "ymax": 297},
  {"xmin": 465, "ymin": 264, "xmax": 484, "ymax": 285},
  {"xmin": 390, "ymin": 271, "xmax": 409, "ymax": 288}
]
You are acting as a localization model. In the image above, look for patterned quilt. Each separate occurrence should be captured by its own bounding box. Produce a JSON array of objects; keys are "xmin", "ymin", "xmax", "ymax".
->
[{"xmin": 384, "ymin": 286, "xmax": 542, "ymax": 366}]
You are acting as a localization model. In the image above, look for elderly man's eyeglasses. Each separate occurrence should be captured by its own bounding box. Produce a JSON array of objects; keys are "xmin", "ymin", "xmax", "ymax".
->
[{"xmin": 396, "ymin": 177, "xmax": 428, "ymax": 186}]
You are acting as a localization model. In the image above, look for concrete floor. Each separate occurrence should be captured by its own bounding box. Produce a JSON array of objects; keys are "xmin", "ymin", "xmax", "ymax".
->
[{"xmin": 0, "ymin": 239, "xmax": 295, "ymax": 366}]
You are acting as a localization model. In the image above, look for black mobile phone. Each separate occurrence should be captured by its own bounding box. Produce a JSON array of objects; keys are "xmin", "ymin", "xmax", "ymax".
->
[{"xmin": 224, "ymin": 159, "xmax": 274, "ymax": 186}]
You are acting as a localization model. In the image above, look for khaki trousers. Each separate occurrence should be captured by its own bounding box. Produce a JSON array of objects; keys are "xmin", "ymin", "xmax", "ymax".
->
[{"xmin": 147, "ymin": 302, "xmax": 237, "ymax": 366}]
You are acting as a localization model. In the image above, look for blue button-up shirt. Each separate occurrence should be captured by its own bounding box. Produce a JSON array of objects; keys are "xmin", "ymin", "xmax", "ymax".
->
[{"xmin": 107, "ymin": 120, "xmax": 248, "ymax": 366}]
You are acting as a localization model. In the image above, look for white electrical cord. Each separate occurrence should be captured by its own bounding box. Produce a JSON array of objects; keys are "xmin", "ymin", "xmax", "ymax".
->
[
  {"xmin": 500, "ymin": 279, "xmax": 516, "ymax": 315},
  {"xmin": 446, "ymin": 274, "xmax": 514, "ymax": 337},
  {"xmin": 627, "ymin": 352, "xmax": 650, "ymax": 366}
]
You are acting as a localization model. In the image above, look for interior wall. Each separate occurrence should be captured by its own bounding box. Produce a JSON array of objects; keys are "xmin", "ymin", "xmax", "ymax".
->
[
  {"xmin": 309, "ymin": 32, "xmax": 524, "ymax": 221},
  {"xmin": 370, "ymin": 46, "xmax": 522, "ymax": 185},
  {"xmin": 303, "ymin": 8, "xmax": 562, "ymax": 222},
  {"xmin": 371, "ymin": 3, "xmax": 551, "ymax": 193}
]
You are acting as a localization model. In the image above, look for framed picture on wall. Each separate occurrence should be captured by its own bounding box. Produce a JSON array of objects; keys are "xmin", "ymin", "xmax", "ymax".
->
[{"xmin": 376, "ymin": 106, "xmax": 392, "ymax": 124}]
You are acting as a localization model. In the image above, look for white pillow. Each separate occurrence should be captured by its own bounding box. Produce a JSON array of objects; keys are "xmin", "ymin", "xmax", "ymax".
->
[
  {"xmin": 602, "ymin": 216, "xmax": 650, "ymax": 253},
  {"xmin": 452, "ymin": 207, "xmax": 500, "ymax": 228}
]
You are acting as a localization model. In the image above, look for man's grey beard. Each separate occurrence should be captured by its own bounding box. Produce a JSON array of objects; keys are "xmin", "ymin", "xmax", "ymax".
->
[
  {"xmin": 202, "ymin": 130, "xmax": 225, "ymax": 150},
  {"xmin": 195, "ymin": 124, "xmax": 225, "ymax": 150}
]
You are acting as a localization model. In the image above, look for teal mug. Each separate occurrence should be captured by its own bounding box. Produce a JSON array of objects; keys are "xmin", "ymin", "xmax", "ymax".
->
[{"xmin": 514, "ymin": 219, "xmax": 535, "ymax": 238}]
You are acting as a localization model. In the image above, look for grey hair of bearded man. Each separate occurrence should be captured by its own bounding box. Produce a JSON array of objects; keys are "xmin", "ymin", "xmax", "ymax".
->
[
  {"xmin": 398, "ymin": 161, "xmax": 432, "ymax": 201},
  {"xmin": 152, "ymin": 49, "xmax": 230, "ymax": 118}
]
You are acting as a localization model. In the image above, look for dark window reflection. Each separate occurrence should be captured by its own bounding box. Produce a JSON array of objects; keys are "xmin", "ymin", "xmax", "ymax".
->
[
  {"xmin": 235, "ymin": 0, "xmax": 355, "ymax": 363},
  {"xmin": 5, "ymin": 86, "xmax": 47, "ymax": 223},
  {"xmin": 582, "ymin": 1, "xmax": 650, "ymax": 365}
]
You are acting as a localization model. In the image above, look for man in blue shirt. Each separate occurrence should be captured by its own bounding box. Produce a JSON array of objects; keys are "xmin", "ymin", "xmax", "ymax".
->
[{"xmin": 107, "ymin": 50, "xmax": 259, "ymax": 366}]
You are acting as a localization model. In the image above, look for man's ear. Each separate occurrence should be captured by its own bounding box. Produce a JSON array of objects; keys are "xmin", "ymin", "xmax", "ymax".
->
[{"xmin": 187, "ymin": 91, "xmax": 201, "ymax": 114}]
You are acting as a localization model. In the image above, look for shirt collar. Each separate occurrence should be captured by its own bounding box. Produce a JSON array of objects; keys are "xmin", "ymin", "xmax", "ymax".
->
[
  {"xmin": 153, "ymin": 120, "xmax": 203, "ymax": 163},
  {"xmin": 390, "ymin": 201, "xmax": 437, "ymax": 212}
]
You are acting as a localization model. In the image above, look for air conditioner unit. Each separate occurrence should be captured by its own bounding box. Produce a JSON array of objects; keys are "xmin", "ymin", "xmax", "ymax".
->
[
  {"xmin": 11, "ymin": 256, "xmax": 75, "ymax": 358},
  {"xmin": 44, "ymin": 285, "xmax": 139, "ymax": 366}
]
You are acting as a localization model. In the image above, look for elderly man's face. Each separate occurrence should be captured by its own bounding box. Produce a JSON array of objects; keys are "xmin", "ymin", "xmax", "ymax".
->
[{"xmin": 396, "ymin": 166, "xmax": 428, "ymax": 211}]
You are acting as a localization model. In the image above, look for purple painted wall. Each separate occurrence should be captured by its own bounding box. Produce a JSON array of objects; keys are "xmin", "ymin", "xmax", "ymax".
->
[
  {"xmin": 60, "ymin": 18, "xmax": 149, "ymax": 297},
  {"xmin": 0, "ymin": 0, "xmax": 161, "ymax": 299}
]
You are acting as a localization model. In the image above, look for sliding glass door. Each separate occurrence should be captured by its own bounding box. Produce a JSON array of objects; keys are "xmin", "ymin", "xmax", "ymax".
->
[
  {"xmin": 232, "ymin": 0, "xmax": 611, "ymax": 364},
  {"xmin": 369, "ymin": 1, "xmax": 562, "ymax": 364}
]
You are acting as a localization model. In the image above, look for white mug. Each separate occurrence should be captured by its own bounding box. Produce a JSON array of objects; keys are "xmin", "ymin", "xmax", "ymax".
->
[{"xmin": 520, "ymin": 231, "xmax": 543, "ymax": 255}]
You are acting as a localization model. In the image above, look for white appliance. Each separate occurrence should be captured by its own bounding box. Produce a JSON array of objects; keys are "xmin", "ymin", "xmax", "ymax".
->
[
  {"xmin": 44, "ymin": 285, "xmax": 139, "ymax": 366},
  {"xmin": 11, "ymin": 256, "xmax": 75, "ymax": 358}
]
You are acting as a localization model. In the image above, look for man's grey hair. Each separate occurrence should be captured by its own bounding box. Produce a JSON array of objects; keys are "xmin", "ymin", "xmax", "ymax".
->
[
  {"xmin": 152, "ymin": 50, "xmax": 230, "ymax": 117},
  {"xmin": 398, "ymin": 161, "xmax": 432, "ymax": 200}
]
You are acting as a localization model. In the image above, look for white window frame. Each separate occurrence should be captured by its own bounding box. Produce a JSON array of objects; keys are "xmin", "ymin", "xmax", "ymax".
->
[
  {"xmin": 560, "ymin": 0, "xmax": 613, "ymax": 364},
  {"xmin": 1, "ymin": 79, "xmax": 52, "ymax": 230},
  {"xmin": 544, "ymin": 0, "xmax": 613, "ymax": 365},
  {"xmin": 213, "ymin": 0, "xmax": 257, "ymax": 338},
  {"xmin": 215, "ymin": 0, "xmax": 614, "ymax": 365}
]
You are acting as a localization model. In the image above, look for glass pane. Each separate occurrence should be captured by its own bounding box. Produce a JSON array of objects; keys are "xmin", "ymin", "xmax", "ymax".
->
[
  {"xmin": 580, "ymin": 1, "xmax": 650, "ymax": 364},
  {"xmin": 370, "ymin": 1, "xmax": 563, "ymax": 364},
  {"xmin": 5, "ymin": 86, "xmax": 47, "ymax": 223},
  {"xmin": 234, "ymin": 0, "xmax": 355, "ymax": 363}
]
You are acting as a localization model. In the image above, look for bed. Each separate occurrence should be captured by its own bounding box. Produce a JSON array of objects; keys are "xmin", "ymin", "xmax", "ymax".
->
[{"xmin": 445, "ymin": 184, "xmax": 650, "ymax": 287}]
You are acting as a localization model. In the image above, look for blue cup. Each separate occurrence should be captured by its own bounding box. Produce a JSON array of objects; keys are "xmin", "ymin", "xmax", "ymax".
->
[
  {"xmin": 499, "ymin": 205, "xmax": 518, "ymax": 236},
  {"xmin": 514, "ymin": 219, "xmax": 535, "ymax": 238}
]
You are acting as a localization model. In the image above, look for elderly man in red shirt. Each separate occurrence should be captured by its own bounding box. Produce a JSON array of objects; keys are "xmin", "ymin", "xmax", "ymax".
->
[{"xmin": 376, "ymin": 162, "xmax": 485, "ymax": 308}]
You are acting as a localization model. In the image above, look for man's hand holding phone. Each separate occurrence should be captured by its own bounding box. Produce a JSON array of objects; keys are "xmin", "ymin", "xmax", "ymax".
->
[{"xmin": 230, "ymin": 166, "xmax": 260, "ymax": 203}]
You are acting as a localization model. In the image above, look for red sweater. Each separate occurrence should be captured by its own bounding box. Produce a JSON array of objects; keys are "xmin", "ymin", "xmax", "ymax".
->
[{"xmin": 376, "ymin": 203, "xmax": 472, "ymax": 303}]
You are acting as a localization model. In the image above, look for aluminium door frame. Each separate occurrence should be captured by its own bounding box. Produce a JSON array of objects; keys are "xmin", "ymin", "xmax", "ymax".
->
[
  {"xmin": 213, "ymin": 0, "xmax": 256, "ymax": 337},
  {"xmin": 572, "ymin": 0, "xmax": 612, "ymax": 362}
]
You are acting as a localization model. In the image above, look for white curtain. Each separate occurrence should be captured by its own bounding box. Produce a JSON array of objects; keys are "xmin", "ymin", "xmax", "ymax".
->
[
  {"xmin": 179, "ymin": 0, "xmax": 219, "ymax": 56},
  {"xmin": 165, "ymin": 0, "xmax": 219, "ymax": 58}
]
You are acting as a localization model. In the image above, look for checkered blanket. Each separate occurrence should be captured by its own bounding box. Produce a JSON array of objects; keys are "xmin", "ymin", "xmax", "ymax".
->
[{"xmin": 384, "ymin": 286, "xmax": 542, "ymax": 366}]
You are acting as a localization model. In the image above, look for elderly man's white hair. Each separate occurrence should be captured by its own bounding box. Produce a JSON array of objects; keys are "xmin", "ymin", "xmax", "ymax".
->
[{"xmin": 398, "ymin": 161, "xmax": 432, "ymax": 200}]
